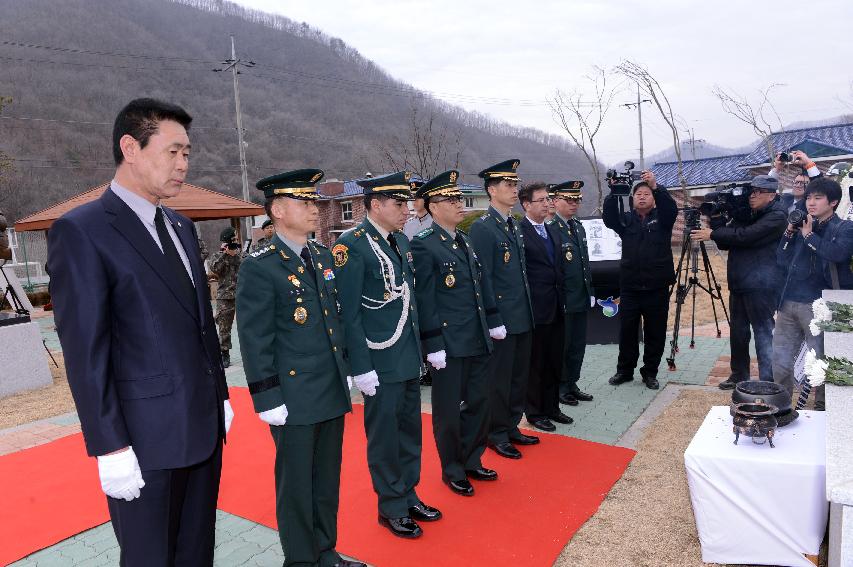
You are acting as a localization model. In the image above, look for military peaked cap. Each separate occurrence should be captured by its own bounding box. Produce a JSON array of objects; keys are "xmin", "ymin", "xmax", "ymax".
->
[
  {"xmin": 478, "ymin": 159, "xmax": 520, "ymax": 182},
  {"xmin": 417, "ymin": 170, "xmax": 463, "ymax": 199},
  {"xmin": 356, "ymin": 171, "xmax": 414, "ymax": 200},
  {"xmin": 551, "ymin": 180, "xmax": 585, "ymax": 200},
  {"xmin": 256, "ymin": 168, "xmax": 324, "ymax": 200}
]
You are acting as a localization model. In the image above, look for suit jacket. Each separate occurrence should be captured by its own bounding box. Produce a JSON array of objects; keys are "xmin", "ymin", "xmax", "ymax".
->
[
  {"xmin": 520, "ymin": 217, "xmax": 564, "ymax": 325},
  {"xmin": 47, "ymin": 188, "xmax": 228, "ymax": 471},
  {"xmin": 550, "ymin": 216, "xmax": 595, "ymax": 313},
  {"xmin": 334, "ymin": 219, "xmax": 422, "ymax": 383},
  {"xmin": 468, "ymin": 207, "xmax": 534, "ymax": 335},
  {"xmin": 410, "ymin": 224, "xmax": 496, "ymax": 358},
  {"xmin": 236, "ymin": 235, "xmax": 351, "ymax": 424}
]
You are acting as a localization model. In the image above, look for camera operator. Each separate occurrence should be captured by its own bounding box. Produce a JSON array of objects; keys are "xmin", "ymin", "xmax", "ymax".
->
[
  {"xmin": 690, "ymin": 175, "xmax": 787, "ymax": 389},
  {"xmin": 603, "ymin": 171, "xmax": 676, "ymax": 390},
  {"xmin": 774, "ymin": 177, "xmax": 853, "ymax": 410}
]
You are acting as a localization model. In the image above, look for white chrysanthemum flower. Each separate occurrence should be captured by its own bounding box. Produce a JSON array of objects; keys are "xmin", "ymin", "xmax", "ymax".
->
[
  {"xmin": 812, "ymin": 299, "xmax": 832, "ymax": 322},
  {"xmin": 804, "ymin": 349, "xmax": 828, "ymax": 387},
  {"xmin": 809, "ymin": 320, "xmax": 822, "ymax": 336}
]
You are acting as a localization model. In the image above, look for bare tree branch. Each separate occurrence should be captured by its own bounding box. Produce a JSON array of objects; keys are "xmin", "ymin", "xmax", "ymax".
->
[{"xmin": 712, "ymin": 83, "xmax": 785, "ymax": 162}]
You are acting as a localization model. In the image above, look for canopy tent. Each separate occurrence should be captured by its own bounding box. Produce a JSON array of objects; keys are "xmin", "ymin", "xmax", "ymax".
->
[{"xmin": 14, "ymin": 182, "xmax": 263, "ymax": 232}]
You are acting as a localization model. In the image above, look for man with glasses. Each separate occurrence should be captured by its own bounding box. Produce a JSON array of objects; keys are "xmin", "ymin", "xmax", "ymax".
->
[
  {"xmin": 549, "ymin": 181, "xmax": 596, "ymax": 407},
  {"xmin": 410, "ymin": 170, "xmax": 501, "ymax": 496},
  {"xmin": 518, "ymin": 182, "xmax": 572, "ymax": 432},
  {"xmin": 469, "ymin": 159, "xmax": 538, "ymax": 460}
]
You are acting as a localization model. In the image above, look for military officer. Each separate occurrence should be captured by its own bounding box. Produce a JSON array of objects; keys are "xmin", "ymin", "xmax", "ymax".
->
[
  {"xmin": 411, "ymin": 170, "xmax": 502, "ymax": 497},
  {"xmin": 333, "ymin": 171, "xmax": 441, "ymax": 539},
  {"xmin": 469, "ymin": 159, "xmax": 538, "ymax": 459},
  {"xmin": 402, "ymin": 179, "xmax": 431, "ymax": 240},
  {"xmin": 253, "ymin": 218, "xmax": 274, "ymax": 251},
  {"xmin": 210, "ymin": 227, "xmax": 242, "ymax": 368},
  {"xmin": 550, "ymin": 181, "xmax": 596, "ymax": 406},
  {"xmin": 236, "ymin": 169, "xmax": 365, "ymax": 567}
]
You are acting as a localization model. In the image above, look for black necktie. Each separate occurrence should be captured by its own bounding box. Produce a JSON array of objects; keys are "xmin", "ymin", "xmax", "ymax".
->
[
  {"xmin": 154, "ymin": 207, "xmax": 196, "ymax": 309},
  {"xmin": 387, "ymin": 233, "xmax": 401, "ymax": 260},
  {"xmin": 506, "ymin": 216, "xmax": 516, "ymax": 237},
  {"xmin": 300, "ymin": 246, "xmax": 316, "ymax": 280}
]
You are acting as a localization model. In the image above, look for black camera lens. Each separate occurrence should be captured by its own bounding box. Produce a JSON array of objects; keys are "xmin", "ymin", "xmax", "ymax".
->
[
  {"xmin": 779, "ymin": 152, "xmax": 793, "ymax": 163},
  {"xmin": 787, "ymin": 209, "xmax": 806, "ymax": 228}
]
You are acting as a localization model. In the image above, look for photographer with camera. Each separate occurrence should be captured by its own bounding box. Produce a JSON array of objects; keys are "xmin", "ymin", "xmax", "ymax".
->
[
  {"xmin": 603, "ymin": 170, "xmax": 677, "ymax": 389},
  {"xmin": 774, "ymin": 177, "xmax": 853, "ymax": 410},
  {"xmin": 772, "ymin": 150, "xmax": 820, "ymax": 214},
  {"xmin": 690, "ymin": 175, "xmax": 787, "ymax": 389}
]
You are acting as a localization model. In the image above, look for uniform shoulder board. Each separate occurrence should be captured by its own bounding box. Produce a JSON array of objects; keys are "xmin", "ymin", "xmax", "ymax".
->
[
  {"xmin": 546, "ymin": 218, "xmax": 555, "ymax": 225},
  {"xmin": 457, "ymin": 228, "xmax": 468, "ymax": 236},
  {"xmin": 310, "ymin": 239, "xmax": 328, "ymax": 249},
  {"xmin": 415, "ymin": 227, "xmax": 433, "ymax": 239},
  {"xmin": 249, "ymin": 244, "xmax": 276, "ymax": 259},
  {"xmin": 480, "ymin": 213, "xmax": 489, "ymax": 221}
]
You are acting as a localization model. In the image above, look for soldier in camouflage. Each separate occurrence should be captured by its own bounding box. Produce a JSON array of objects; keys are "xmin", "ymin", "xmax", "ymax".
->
[
  {"xmin": 210, "ymin": 227, "xmax": 242, "ymax": 368},
  {"xmin": 253, "ymin": 219, "xmax": 274, "ymax": 251}
]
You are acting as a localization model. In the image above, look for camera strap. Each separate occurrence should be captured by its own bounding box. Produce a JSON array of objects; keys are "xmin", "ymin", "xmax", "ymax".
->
[{"xmin": 830, "ymin": 264, "xmax": 840, "ymax": 290}]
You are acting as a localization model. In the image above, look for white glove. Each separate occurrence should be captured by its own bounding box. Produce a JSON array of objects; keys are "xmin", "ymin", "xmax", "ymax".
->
[
  {"xmin": 489, "ymin": 325, "xmax": 507, "ymax": 340},
  {"xmin": 590, "ymin": 296, "xmax": 596, "ymax": 308},
  {"xmin": 97, "ymin": 446, "xmax": 145, "ymax": 502},
  {"xmin": 347, "ymin": 376, "xmax": 353, "ymax": 390},
  {"xmin": 223, "ymin": 400, "xmax": 234, "ymax": 434},
  {"xmin": 259, "ymin": 404, "xmax": 288, "ymax": 426},
  {"xmin": 353, "ymin": 370, "xmax": 379, "ymax": 396},
  {"xmin": 427, "ymin": 350, "xmax": 447, "ymax": 370}
]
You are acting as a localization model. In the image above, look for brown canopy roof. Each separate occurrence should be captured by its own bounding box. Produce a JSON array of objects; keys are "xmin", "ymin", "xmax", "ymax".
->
[{"xmin": 14, "ymin": 182, "xmax": 264, "ymax": 232}]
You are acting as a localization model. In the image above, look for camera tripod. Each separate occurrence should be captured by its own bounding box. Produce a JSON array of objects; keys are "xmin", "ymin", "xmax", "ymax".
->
[
  {"xmin": 1, "ymin": 259, "xmax": 28, "ymax": 315},
  {"xmin": 666, "ymin": 223, "xmax": 729, "ymax": 371}
]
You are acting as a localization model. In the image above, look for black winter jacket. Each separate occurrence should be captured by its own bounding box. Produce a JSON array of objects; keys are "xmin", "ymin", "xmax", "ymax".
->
[{"xmin": 602, "ymin": 187, "xmax": 677, "ymax": 292}]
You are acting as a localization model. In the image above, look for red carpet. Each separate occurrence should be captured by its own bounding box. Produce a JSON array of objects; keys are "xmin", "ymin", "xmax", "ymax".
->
[
  {"xmin": 0, "ymin": 387, "xmax": 634, "ymax": 566},
  {"xmin": 0, "ymin": 434, "xmax": 109, "ymax": 565},
  {"xmin": 219, "ymin": 387, "xmax": 635, "ymax": 567}
]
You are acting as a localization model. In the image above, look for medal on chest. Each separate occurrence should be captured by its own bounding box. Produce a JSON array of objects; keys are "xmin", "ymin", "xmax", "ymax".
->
[
  {"xmin": 504, "ymin": 250, "xmax": 511, "ymax": 263},
  {"xmin": 445, "ymin": 273, "xmax": 456, "ymax": 288},
  {"xmin": 293, "ymin": 306, "xmax": 308, "ymax": 325},
  {"xmin": 565, "ymin": 248, "xmax": 573, "ymax": 261}
]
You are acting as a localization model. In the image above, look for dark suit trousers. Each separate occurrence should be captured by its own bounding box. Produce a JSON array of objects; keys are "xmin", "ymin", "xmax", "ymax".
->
[
  {"xmin": 560, "ymin": 310, "xmax": 588, "ymax": 395},
  {"xmin": 363, "ymin": 378, "xmax": 422, "ymax": 519},
  {"xmin": 526, "ymin": 315, "xmax": 564, "ymax": 421},
  {"xmin": 107, "ymin": 442, "xmax": 222, "ymax": 567},
  {"xmin": 430, "ymin": 353, "xmax": 490, "ymax": 482},
  {"xmin": 488, "ymin": 331, "xmax": 533, "ymax": 445},
  {"xmin": 271, "ymin": 417, "xmax": 345, "ymax": 567},
  {"xmin": 616, "ymin": 289, "xmax": 670, "ymax": 379}
]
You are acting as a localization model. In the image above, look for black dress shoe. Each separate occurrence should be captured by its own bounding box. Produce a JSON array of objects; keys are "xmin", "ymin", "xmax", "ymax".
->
[
  {"xmin": 531, "ymin": 418, "xmax": 556, "ymax": 432},
  {"xmin": 445, "ymin": 478, "xmax": 475, "ymax": 496},
  {"xmin": 559, "ymin": 393, "xmax": 579, "ymax": 406},
  {"xmin": 409, "ymin": 500, "xmax": 442, "ymax": 521},
  {"xmin": 333, "ymin": 561, "xmax": 367, "ymax": 567},
  {"xmin": 489, "ymin": 441, "xmax": 522, "ymax": 459},
  {"xmin": 465, "ymin": 467, "xmax": 498, "ymax": 481},
  {"xmin": 508, "ymin": 432, "xmax": 540, "ymax": 445},
  {"xmin": 569, "ymin": 389, "xmax": 594, "ymax": 402},
  {"xmin": 609, "ymin": 373, "xmax": 633, "ymax": 386},
  {"xmin": 549, "ymin": 412, "xmax": 574, "ymax": 425},
  {"xmin": 378, "ymin": 515, "xmax": 422, "ymax": 538},
  {"xmin": 718, "ymin": 378, "xmax": 741, "ymax": 390},
  {"xmin": 643, "ymin": 376, "xmax": 660, "ymax": 390}
]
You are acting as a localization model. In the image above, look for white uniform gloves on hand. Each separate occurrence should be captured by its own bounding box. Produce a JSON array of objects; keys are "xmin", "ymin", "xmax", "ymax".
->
[
  {"xmin": 97, "ymin": 446, "xmax": 145, "ymax": 502},
  {"xmin": 353, "ymin": 370, "xmax": 380, "ymax": 397},
  {"xmin": 489, "ymin": 325, "xmax": 507, "ymax": 340},
  {"xmin": 590, "ymin": 296, "xmax": 596, "ymax": 308},
  {"xmin": 223, "ymin": 400, "xmax": 234, "ymax": 434},
  {"xmin": 427, "ymin": 350, "xmax": 447, "ymax": 370},
  {"xmin": 259, "ymin": 404, "xmax": 288, "ymax": 426}
]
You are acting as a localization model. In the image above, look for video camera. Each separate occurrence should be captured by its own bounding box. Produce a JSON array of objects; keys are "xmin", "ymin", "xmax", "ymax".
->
[
  {"xmin": 682, "ymin": 206, "xmax": 702, "ymax": 232},
  {"xmin": 606, "ymin": 161, "xmax": 643, "ymax": 197},
  {"xmin": 226, "ymin": 242, "xmax": 241, "ymax": 251},
  {"xmin": 698, "ymin": 182, "xmax": 752, "ymax": 219}
]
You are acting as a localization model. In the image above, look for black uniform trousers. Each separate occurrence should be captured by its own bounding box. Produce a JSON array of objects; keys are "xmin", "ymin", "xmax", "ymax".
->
[
  {"xmin": 487, "ymin": 331, "xmax": 533, "ymax": 445},
  {"xmin": 560, "ymin": 310, "xmax": 588, "ymax": 396},
  {"xmin": 107, "ymin": 441, "xmax": 222, "ymax": 567},
  {"xmin": 270, "ymin": 417, "xmax": 345, "ymax": 567},
  {"xmin": 526, "ymin": 314, "xmax": 564, "ymax": 422},
  {"xmin": 616, "ymin": 288, "xmax": 670, "ymax": 379},
  {"xmin": 363, "ymin": 378, "xmax": 422, "ymax": 519},
  {"xmin": 430, "ymin": 353, "xmax": 491, "ymax": 482}
]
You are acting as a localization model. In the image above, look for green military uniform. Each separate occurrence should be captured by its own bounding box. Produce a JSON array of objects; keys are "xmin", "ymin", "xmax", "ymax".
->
[
  {"xmin": 411, "ymin": 170, "xmax": 501, "ymax": 484},
  {"xmin": 550, "ymin": 181, "xmax": 595, "ymax": 398},
  {"xmin": 210, "ymin": 228, "xmax": 242, "ymax": 361},
  {"xmin": 333, "ymin": 172, "xmax": 426, "ymax": 521},
  {"xmin": 468, "ymin": 160, "xmax": 535, "ymax": 448},
  {"xmin": 236, "ymin": 169, "xmax": 354, "ymax": 567}
]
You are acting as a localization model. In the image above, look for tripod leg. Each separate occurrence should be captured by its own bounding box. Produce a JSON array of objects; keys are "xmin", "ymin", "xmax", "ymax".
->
[
  {"xmin": 690, "ymin": 278, "xmax": 697, "ymax": 349},
  {"xmin": 700, "ymin": 242, "xmax": 728, "ymax": 336}
]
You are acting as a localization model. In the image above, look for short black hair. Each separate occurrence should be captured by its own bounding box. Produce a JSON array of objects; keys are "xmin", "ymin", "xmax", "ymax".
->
[
  {"xmin": 264, "ymin": 197, "xmax": 279, "ymax": 221},
  {"xmin": 112, "ymin": 98, "xmax": 192, "ymax": 165},
  {"xmin": 632, "ymin": 181, "xmax": 653, "ymax": 194},
  {"xmin": 805, "ymin": 177, "xmax": 842, "ymax": 210},
  {"xmin": 484, "ymin": 178, "xmax": 502, "ymax": 200},
  {"xmin": 518, "ymin": 182, "xmax": 548, "ymax": 207},
  {"xmin": 364, "ymin": 193, "xmax": 392, "ymax": 212}
]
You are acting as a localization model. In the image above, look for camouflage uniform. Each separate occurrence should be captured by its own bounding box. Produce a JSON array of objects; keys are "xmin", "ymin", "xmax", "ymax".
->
[
  {"xmin": 252, "ymin": 236, "xmax": 272, "ymax": 252},
  {"xmin": 197, "ymin": 237, "xmax": 210, "ymax": 262},
  {"xmin": 210, "ymin": 250, "xmax": 242, "ymax": 352}
]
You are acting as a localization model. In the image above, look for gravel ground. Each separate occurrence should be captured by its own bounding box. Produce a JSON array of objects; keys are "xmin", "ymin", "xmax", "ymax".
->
[{"xmin": 0, "ymin": 352, "xmax": 75, "ymax": 429}]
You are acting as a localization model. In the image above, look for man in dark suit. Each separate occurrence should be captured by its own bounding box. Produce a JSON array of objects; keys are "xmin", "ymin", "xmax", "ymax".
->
[
  {"xmin": 518, "ymin": 182, "xmax": 573, "ymax": 431},
  {"xmin": 47, "ymin": 98, "xmax": 232, "ymax": 566},
  {"xmin": 469, "ymin": 159, "xmax": 539, "ymax": 459}
]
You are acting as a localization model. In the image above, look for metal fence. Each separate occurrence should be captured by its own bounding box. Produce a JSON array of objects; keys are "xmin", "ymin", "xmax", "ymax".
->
[{"xmin": 4, "ymin": 229, "xmax": 49, "ymax": 288}]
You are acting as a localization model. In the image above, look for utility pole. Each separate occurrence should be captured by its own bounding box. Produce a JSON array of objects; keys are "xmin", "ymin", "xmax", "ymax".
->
[
  {"xmin": 214, "ymin": 35, "xmax": 255, "ymax": 242},
  {"xmin": 620, "ymin": 87, "xmax": 651, "ymax": 169}
]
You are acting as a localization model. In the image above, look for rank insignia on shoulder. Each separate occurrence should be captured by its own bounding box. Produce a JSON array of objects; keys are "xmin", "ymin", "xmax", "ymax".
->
[
  {"xmin": 480, "ymin": 213, "xmax": 489, "ymax": 220},
  {"xmin": 250, "ymin": 245, "xmax": 273, "ymax": 258},
  {"xmin": 332, "ymin": 244, "xmax": 348, "ymax": 267},
  {"xmin": 415, "ymin": 228, "xmax": 433, "ymax": 239},
  {"xmin": 323, "ymin": 268, "xmax": 335, "ymax": 280}
]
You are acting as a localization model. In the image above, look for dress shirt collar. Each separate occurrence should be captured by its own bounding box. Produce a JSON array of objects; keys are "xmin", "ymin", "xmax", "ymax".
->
[
  {"xmin": 276, "ymin": 231, "xmax": 307, "ymax": 260},
  {"xmin": 366, "ymin": 215, "xmax": 390, "ymax": 240},
  {"xmin": 110, "ymin": 180, "xmax": 161, "ymax": 228}
]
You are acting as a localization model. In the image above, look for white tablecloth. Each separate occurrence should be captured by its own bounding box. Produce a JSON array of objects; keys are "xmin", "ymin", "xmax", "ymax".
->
[{"xmin": 684, "ymin": 406, "xmax": 828, "ymax": 567}]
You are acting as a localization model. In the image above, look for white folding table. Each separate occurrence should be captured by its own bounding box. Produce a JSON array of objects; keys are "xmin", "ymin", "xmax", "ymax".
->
[{"xmin": 684, "ymin": 406, "xmax": 828, "ymax": 567}]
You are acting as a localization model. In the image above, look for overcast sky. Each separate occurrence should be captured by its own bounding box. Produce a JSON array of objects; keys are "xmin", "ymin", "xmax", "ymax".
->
[{"xmin": 235, "ymin": 0, "xmax": 853, "ymax": 166}]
